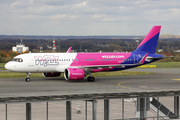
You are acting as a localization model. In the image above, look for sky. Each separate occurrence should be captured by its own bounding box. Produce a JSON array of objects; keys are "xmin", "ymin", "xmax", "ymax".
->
[{"xmin": 0, "ymin": 0, "xmax": 180, "ymax": 36}]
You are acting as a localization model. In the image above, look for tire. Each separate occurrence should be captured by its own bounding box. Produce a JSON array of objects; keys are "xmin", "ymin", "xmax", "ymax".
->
[
  {"xmin": 87, "ymin": 77, "xmax": 95, "ymax": 82},
  {"xmin": 90, "ymin": 77, "xmax": 95, "ymax": 82},
  {"xmin": 87, "ymin": 77, "xmax": 90, "ymax": 81},
  {"xmin": 26, "ymin": 78, "xmax": 30, "ymax": 82}
]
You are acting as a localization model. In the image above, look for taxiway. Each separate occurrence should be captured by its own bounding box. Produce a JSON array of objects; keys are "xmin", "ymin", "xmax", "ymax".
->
[{"xmin": 0, "ymin": 68, "xmax": 180, "ymax": 98}]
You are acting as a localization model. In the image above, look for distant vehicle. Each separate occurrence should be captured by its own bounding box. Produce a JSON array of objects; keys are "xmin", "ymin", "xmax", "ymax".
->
[{"xmin": 5, "ymin": 26, "xmax": 163, "ymax": 82}]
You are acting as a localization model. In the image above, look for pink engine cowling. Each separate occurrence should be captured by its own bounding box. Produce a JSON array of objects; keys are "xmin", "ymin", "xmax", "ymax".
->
[
  {"xmin": 64, "ymin": 68, "xmax": 85, "ymax": 80},
  {"xmin": 43, "ymin": 72, "xmax": 61, "ymax": 77}
]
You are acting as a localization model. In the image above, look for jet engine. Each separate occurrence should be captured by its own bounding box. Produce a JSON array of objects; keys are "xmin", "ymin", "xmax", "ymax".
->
[
  {"xmin": 64, "ymin": 68, "xmax": 85, "ymax": 80},
  {"xmin": 43, "ymin": 72, "xmax": 61, "ymax": 77}
]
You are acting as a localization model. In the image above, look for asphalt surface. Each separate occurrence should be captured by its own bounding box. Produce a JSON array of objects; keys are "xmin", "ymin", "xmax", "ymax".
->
[
  {"xmin": 0, "ymin": 68, "xmax": 179, "ymax": 120},
  {"xmin": 0, "ymin": 68, "xmax": 180, "ymax": 98}
]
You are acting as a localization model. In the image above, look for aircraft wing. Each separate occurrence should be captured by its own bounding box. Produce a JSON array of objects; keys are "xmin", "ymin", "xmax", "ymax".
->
[{"xmin": 74, "ymin": 64, "xmax": 138, "ymax": 69}]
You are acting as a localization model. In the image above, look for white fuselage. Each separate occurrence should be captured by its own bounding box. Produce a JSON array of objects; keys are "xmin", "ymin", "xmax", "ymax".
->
[{"xmin": 5, "ymin": 53, "xmax": 77, "ymax": 73}]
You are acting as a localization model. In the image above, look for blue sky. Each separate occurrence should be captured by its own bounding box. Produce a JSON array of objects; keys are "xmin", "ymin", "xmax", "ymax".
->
[{"xmin": 0, "ymin": 0, "xmax": 180, "ymax": 35}]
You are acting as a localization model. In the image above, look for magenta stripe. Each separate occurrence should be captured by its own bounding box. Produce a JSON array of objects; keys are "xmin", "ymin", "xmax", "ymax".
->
[{"xmin": 70, "ymin": 53, "xmax": 132, "ymax": 66}]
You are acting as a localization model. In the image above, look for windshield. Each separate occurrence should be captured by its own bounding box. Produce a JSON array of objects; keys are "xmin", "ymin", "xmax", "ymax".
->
[{"xmin": 12, "ymin": 58, "xmax": 23, "ymax": 62}]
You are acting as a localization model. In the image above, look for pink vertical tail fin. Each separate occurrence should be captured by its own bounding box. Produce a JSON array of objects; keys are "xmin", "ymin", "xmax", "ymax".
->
[{"xmin": 133, "ymin": 26, "xmax": 161, "ymax": 54}]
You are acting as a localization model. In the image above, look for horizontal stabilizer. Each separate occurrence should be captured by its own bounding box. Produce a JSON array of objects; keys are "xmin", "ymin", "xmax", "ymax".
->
[{"xmin": 146, "ymin": 56, "xmax": 172, "ymax": 61}]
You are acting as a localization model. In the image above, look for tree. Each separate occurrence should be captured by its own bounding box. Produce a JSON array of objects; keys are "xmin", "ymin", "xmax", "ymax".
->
[
  {"xmin": 174, "ymin": 54, "xmax": 180, "ymax": 62},
  {"xmin": 108, "ymin": 44, "xmax": 121, "ymax": 52},
  {"xmin": 0, "ymin": 51, "xmax": 7, "ymax": 58}
]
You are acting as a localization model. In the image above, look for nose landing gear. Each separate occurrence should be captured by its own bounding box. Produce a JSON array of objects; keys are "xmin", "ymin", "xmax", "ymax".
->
[{"xmin": 26, "ymin": 73, "xmax": 31, "ymax": 82}]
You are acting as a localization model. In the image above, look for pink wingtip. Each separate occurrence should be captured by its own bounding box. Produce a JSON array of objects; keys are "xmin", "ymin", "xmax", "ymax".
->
[{"xmin": 137, "ymin": 26, "xmax": 161, "ymax": 48}]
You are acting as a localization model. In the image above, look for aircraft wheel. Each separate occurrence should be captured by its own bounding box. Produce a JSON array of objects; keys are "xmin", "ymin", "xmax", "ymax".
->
[
  {"xmin": 87, "ymin": 77, "xmax": 95, "ymax": 82},
  {"xmin": 87, "ymin": 77, "xmax": 90, "ymax": 81},
  {"xmin": 26, "ymin": 78, "xmax": 30, "ymax": 82}
]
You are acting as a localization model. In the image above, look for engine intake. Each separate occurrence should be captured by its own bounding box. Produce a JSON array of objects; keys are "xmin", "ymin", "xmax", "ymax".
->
[
  {"xmin": 64, "ymin": 68, "xmax": 85, "ymax": 80},
  {"xmin": 43, "ymin": 72, "xmax": 61, "ymax": 77}
]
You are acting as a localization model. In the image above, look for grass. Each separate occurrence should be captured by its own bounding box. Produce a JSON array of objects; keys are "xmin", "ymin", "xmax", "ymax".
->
[
  {"xmin": 148, "ymin": 62, "xmax": 180, "ymax": 68},
  {"xmin": 1, "ymin": 61, "xmax": 180, "ymax": 79},
  {"xmin": 92, "ymin": 71, "xmax": 151, "ymax": 77},
  {"xmin": 0, "ymin": 63, "xmax": 5, "ymax": 67},
  {"xmin": 0, "ymin": 71, "xmax": 151, "ymax": 79},
  {"xmin": 0, "ymin": 72, "xmax": 44, "ymax": 78},
  {"xmin": 0, "ymin": 63, "xmax": 6, "ymax": 70}
]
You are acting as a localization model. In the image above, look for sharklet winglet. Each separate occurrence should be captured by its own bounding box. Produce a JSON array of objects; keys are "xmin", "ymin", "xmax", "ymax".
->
[
  {"xmin": 139, "ymin": 52, "xmax": 149, "ymax": 64},
  {"xmin": 66, "ymin": 47, "xmax": 72, "ymax": 53}
]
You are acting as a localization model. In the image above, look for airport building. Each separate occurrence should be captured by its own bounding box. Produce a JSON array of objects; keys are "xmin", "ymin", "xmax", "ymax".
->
[{"xmin": 12, "ymin": 39, "xmax": 29, "ymax": 53}]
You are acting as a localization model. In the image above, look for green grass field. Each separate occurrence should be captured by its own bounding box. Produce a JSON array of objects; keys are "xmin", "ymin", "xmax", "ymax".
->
[
  {"xmin": 149, "ymin": 62, "xmax": 180, "ymax": 68},
  {"xmin": 0, "ymin": 63, "xmax": 5, "ymax": 70},
  {"xmin": 0, "ymin": 71, "xmax": 151, "ymax": 79},
  {"xmin": 0, "ymin": 62, "xmax": 180, "ymax": 78},
  {"xmin": 0, "ymin": 63, "xmax": 5, "ymax": 67}
]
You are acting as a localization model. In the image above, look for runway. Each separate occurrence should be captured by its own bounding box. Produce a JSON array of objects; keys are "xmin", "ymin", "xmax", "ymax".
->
[{"xmin": 0, "ymin": 68, "xmax": 180, "ymax": 98}]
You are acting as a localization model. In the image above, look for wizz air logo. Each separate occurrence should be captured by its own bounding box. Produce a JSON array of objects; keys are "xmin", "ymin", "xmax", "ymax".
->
[
  {"xmin": 102, "ymin": 55, "xmax": 125, "ymax": 58},
  {"xmin": 34, "ymin": 55, "xmax": 59, "ymax": 67}
]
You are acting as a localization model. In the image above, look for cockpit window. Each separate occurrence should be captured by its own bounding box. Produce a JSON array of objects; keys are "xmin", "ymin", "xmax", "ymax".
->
[{"xmin": 12, "ymin": 58, "xmax": 23, "ymax": 62}]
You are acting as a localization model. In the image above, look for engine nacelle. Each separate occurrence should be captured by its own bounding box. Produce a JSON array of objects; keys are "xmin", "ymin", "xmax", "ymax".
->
[
  {"xmin": 64, "ymin": 68, "xmax": 85, "ymax": 80},
  {"xmin": 43, "ymin": 72, "xmax": 61, "ymax": 77}
]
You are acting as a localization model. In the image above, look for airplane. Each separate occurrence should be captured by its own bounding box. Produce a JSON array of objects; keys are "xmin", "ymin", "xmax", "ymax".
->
[{"xmin": 5, "ymin": 26, "xmax": 164, "ymax": 82}]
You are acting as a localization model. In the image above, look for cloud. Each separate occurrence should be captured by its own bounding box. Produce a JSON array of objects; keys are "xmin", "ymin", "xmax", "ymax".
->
[
  {"xmin": 102, "ymin": 17, "xmax": 118, "ymax": 22},
  {"xmin": 49, "ymin": 14, "xmax": 66, "ymax": 19},
  {"xmin": 0, "ymin": 0, "xmax": 180, "ymax": 35},
  {"xmin": 76, "ymin": 1, "xmax": 88, "ymax": 7},
  {"xmin": 92, "ymin": 14, "xmax": 106, "ymax": 18},
  {"xmin": 21, "ymin": 14, "xmax": 38, "ymax": 18},
  {"xmin": 11, "ymin": 1, "xmax": 18, "ymax": 7}
]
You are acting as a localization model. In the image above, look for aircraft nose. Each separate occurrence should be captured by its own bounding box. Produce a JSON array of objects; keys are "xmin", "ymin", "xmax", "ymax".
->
[
  {"xmin": 5, "ymin": 62, "xmax": 11, "ymax": 70},
  {"xmin": 5, "ymin": 62, "xmax": 15, "ymax": 71}
]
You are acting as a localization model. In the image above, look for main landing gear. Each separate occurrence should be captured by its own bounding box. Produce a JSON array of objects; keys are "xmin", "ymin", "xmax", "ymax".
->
[
  {"xmin": 86, "ymin": 70, "xmax": 95, "ymax": 82},
  {"xmin": 26, "ymin": 73, "xmax": 31, "ymax": 82},
  {"xmin": 87, "ymin": 76, "xmax": 95, "ymax": 82}
]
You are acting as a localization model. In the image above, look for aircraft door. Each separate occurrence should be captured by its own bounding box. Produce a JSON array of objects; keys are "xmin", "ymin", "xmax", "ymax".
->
[
  {"xmin": 28, "ymin": 55, "xmax": 34, "ymax": 66},
  {"xmin": 133, "ymin": 54, "xmax": 139, "ymax": 64}
]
